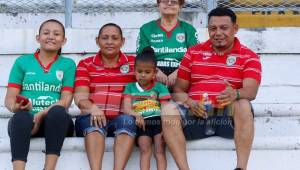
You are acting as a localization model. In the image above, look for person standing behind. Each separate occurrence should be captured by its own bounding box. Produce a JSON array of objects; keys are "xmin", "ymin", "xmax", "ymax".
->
[
  {"xmin": 5, "ymin": 19, "xmax": 75, "ymax": 170},
  {"xmin": 162, "ymin": 7, "xmax": 262, "ymax": 170},
  {"xmin": 137, "ymin": 0, "xmax": 199, "ymax": 88},
  {"xmin": 123, "ymin": 47, "xmax": 171, "ymax": 170},
  {"xmin": 74, "ymin": 23, "xmax": 137, "ymax": 170}
]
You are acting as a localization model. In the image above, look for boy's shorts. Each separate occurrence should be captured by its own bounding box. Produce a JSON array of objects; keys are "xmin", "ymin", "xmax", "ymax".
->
[
  {"xmin": 136, "ymin": 116, "xmax": 162, "ymax": 138},
  {"xmin": 176, "ymin": 103, "xmax": 254, "ymax": 140}
]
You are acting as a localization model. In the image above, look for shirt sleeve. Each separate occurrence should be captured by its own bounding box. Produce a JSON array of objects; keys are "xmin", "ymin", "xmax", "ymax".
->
[
  {"xmin": 243, "ymin": 53, "xmax": 262, "ymax": 84},
  {"xmin": 136, "ymin": 26, "xmax": 150, "ymax": 54},
  {"xmin": 7, "ymin": 57, "xmax": 24, "ymax": 89},
  {"xmin": 157, "ymin": 83, "xmax": 171, "ymax": 100},
  {"xmin": 74, "ymin": 60, "xmax": 91, "ymax": 87},
  {"xmin": 62, "ymin": 59, "xmax": 76, "ymax": 92},
  {"xmin": 123, "ymin": 83, "xmax": 132, "ymax": 98},
  {"xmin": 177, "ymin": 50, "xmax": 192, "ymax": 81}
]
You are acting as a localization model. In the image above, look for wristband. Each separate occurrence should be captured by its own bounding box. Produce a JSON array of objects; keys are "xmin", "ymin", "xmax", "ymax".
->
[{"xmin": 236, "ymin": 89, "xmax": 240, "ymax": 100}]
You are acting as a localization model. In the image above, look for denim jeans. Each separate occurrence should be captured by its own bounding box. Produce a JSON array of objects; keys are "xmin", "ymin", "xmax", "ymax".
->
[{"xmin": 75, "ymin": 114, "xmax": 136, "ymax": 137}]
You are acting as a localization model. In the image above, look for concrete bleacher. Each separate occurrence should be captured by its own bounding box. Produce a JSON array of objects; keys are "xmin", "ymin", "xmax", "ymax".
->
[{"xmin": 0, "ymin": 12, "xmax": 300, "ymax": 170}]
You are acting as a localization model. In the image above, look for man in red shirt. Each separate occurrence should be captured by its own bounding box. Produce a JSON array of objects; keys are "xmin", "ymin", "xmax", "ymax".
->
[{"xmin": 162, "ymin": 7, "xmax": 262, "ymax": 170}]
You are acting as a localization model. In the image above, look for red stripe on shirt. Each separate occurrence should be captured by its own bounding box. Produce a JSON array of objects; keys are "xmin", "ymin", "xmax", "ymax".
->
[
  {"xmin": 178, "ymin": 38, "xmax": 261, "ymax": 107},
  {"xmin": 75, "ymin": 51, "xmax": 136, "ymax": 119},
  {"xmin": 8, "ymin": 83, "xmax": 22, "ymax": 89}
]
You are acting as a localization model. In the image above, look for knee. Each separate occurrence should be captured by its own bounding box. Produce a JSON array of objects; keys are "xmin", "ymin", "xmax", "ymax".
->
[
  {"xmin": 117, "ymin": 114, "xmax": 136, "ymax": 133},
  {"xmin": 161, "ymin": 102, "xmax": 178, "ymax": 117},
  {"xmin": 233, "ymin": 99, "xmax": 253, "ymax": 123},
  {"xmin": 139, "ymin": 144, "xmax": 152, "ymax": 155},
  {"xmin": 12, "ymin": 110, "xmax": 32, "ymax": 124},
  {"xmin": 47, "ymin": 105, "xmax": 69, "ymax": 121}
]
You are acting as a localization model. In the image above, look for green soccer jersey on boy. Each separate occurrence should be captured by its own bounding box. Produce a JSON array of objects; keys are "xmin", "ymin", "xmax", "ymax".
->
[
  {"xmin": 123, "ymin": 82, "xmax": 171, "ymax": 119},
  {"xmin": 8, "ymin": 54, "xmax": 76, "ymax": 115},
  {"xmin": 137, "ymin": 19, "xmax": 199, "ymax": 75}
]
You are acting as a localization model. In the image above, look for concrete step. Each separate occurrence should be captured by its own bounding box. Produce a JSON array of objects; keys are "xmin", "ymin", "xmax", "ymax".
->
[{"xmin": 0, "ymin": 116, "xmax": 299, "ymax": 170}]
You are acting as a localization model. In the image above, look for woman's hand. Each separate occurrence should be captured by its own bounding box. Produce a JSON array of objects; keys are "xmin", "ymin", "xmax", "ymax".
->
[
  {"xmin": 167, "ymin": 69, "xmax": 178, "ymax": 87},
  {"xmin": 11, "ymin": 100, "xmax": 32, "ymax": 113},
  {"xmin": 31, "ymin": 111, "xmax": 46, "ymax": 135},
  {"xmin": 135, "ymin": 114, "xmax": 145, "ymax": 131},
  {"xmin": 156, "ymin": 69, "xmax": 168, "ymax": 85},
  {"xmin": 90, "ymin": 105, "xmax": 107, "ymax": 128}
]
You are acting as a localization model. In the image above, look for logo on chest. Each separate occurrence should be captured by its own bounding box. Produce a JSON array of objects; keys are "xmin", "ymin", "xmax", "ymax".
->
[
  {"xmin": 56, "ymin": 70, "xmax": 64, "ymax": 81},
  {"xmin": 226, "ymin": 55, "xmax": 237, "ymax": 66},
  {"xmin": 120, "ymin": 64, "xmax": 130, "ymax": 74},
  {"xmin": 176, "ymin": 33, "xmax": 185, "ymax": 43}
]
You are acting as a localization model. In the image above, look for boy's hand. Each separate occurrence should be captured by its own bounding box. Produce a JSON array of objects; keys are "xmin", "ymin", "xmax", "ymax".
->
[{"xmin": 135, "ymin": 115, "xmax": 145, "ymax": 131}]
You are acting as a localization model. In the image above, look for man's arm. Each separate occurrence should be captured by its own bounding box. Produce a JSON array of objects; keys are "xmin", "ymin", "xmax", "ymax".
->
[
  {"xmin": 217, "ymin": 78, "xmax": 260, "ymax": 106},
  {"xmin": 173, "ymin": 78, "xmax": 207, "ymax": 118},
  {"xmin": 240, "ymin": 78, "xmax": 260, "ymax": 101}
]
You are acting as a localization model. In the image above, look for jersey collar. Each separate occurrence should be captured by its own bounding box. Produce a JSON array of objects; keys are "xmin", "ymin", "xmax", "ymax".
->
[
  {"xmin": 135, "ymin": 81, "xmax": 155, "ymax": 92},
  {"xmin": 93, "ymin": 51, "xmax": 129, "ymax": 68},
  {"xmin": 34, "ymin": 49, "xmax": 59, "ymax": 73},
  {"xmin": 157, "ymin": 19, "xmax": 180, "ymax": 38}
]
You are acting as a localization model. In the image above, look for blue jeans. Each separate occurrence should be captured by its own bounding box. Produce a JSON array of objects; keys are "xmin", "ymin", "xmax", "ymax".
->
[{"xmin": 75, "ymin": 114, "xmax": 136, "ymax": 137}]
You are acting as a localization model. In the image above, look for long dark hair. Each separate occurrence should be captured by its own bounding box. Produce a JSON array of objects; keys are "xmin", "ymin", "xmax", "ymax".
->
[{"xmin": 38, "ymin": 19, "xmax": 65, "ymax": 55}]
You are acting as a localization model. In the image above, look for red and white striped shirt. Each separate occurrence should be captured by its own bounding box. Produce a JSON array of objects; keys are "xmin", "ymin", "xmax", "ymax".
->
[
  {"xmin": 177, "ymin": 38, "xmax": 262, "ymax": 107},
  {"xmin": 75, "ymin": 51, "xmax": 135, "ymax": 119}
]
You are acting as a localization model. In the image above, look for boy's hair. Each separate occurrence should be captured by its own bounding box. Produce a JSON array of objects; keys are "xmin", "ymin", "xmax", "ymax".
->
[
  {"xmin": 135, "ymin": 46, "xmax": 157, "ymax": 67},
  {"xmin": 208, "ymin": 7, "xmax": 237, "ymax": 24}
]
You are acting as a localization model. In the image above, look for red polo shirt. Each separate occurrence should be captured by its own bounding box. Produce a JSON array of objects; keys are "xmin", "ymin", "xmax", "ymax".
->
[
  {"xmin": 75, "ymin": 51, "xmax": 135, "ymax": 119},
  {"xmin": 177, "ymin": 38, "xmax": 262, "ymax": 107}
]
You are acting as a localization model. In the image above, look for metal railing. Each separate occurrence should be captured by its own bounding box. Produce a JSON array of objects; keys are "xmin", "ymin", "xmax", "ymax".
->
[
  {"xmin": 217, "ymin": 0, "xmax": 300, "ymax": 11},
  {"xmin": 0, "ymin": 0, "xmax": 299, "ymax": 27}
]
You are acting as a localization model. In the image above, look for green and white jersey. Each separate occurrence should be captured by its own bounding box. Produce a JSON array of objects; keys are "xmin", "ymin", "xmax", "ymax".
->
[
  {"xmin": 8, "ymin": 54, "xmax": 76, "ymax": 115},
  {"xmin": 123, "ymin": 82, "xmax": 171, "ymax": 119},
  {"xmin": 137, "ymin": 19, "xmax": 199, "ymax": 75}
]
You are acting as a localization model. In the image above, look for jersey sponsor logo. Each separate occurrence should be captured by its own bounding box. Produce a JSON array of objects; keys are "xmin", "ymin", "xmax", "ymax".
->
[
  {"xmin": 157, "ymin": 58, "xmax": 180, "ymax": 68},
  {"xmin": 150, "ymin": 39, "xmax": 163, "ymax": 43},
  {"xmin": 226, "ymin": 55, "xmax": 237, "ymax": 66},
  {"xmin": 203, "ymin": 52, "xmax": 212, "ymax": 60},
  {"xmin": 22, "ymin": 81, "xmax": 62, "ymax": 92},
  {"xmin": 31, "ymin": 96, "xmax": 58, "ymax": 112},
  {"xmin": 120, "ymin": 64, "xmax": 130, "ymax": 74},
  {"xmin": 151, "ymin": 33, "xmax": 164, "ymax": 38},
  {"xmin": 176, "ymin": 33, "xmax": 185, "ymax": 43},
  {"xmin": 152, "ymin": 46, "xmax": 187, "ymax": 53},
  {"xmin": 56, "ymin": 70, "xmax": 64, "ymax": 81}
]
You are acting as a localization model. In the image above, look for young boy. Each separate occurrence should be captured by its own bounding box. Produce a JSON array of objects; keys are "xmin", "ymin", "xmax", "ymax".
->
[{"xmin": 123, "ymin": 47, "xmax": 170, "ymax": 170}]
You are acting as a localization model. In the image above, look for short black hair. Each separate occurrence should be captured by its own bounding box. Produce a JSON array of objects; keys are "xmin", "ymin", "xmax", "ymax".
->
[
  {"xmin": 135, "ymin": 46, "xmax": 157, "ymax": 68},
  {"xmin": 98, "ymin": 23, "xmax": 123, "ymax": 37},
  {"xmin": 208, "ymin": 7, "xmax": 237, "ymax": 24}
]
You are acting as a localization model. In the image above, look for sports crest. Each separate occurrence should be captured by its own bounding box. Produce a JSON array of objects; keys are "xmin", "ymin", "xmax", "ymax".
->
[
  {"xmin": 176, "ymin": 33, "xmax": 185, "ymax": 43},
  {"xmin": 56, "ymin": 70, "xmax": 64, "ymax": 81},
  {"xmin": 226, "ymin": 55, "xmax": 236, "ymax": 66},
  {"xmin": 120, "ymin": 64, "xmax": 130, "ymax": 74}
]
